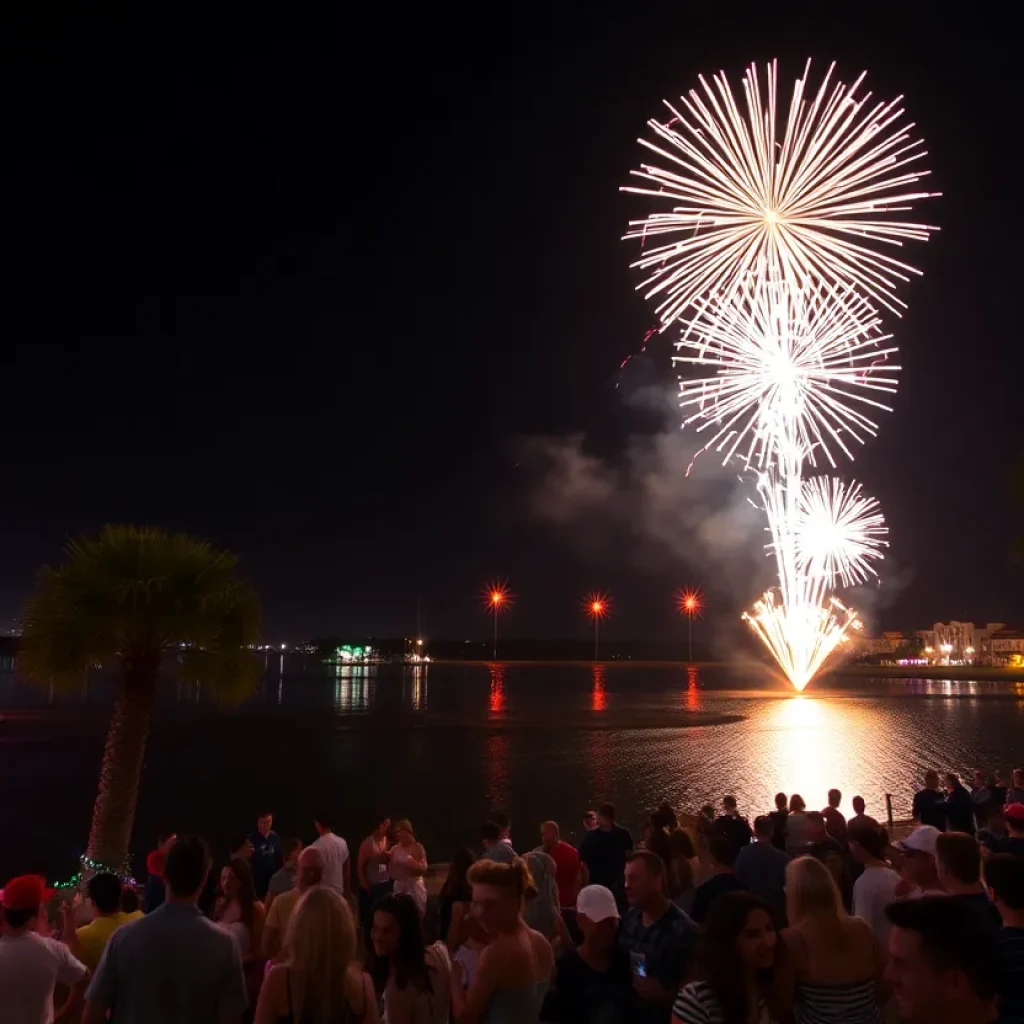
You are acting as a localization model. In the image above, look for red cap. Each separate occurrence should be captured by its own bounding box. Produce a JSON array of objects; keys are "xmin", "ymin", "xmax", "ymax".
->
[
  {"xmin": 1006, "ymin": 802, "xmax": 1024, "ymax": 825},
  {"xmin": 2, "ymin": 874, "xmax": 55, "ymax": 910}
]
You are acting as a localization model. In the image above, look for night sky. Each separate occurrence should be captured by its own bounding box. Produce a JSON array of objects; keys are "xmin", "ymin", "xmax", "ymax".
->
[{"xmin": 2, "ymin": 5, "xmax": 1019, "ymax": 643}]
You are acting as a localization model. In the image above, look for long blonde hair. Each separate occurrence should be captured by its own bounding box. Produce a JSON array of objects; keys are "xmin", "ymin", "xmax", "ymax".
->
[
  {"xmin": 785, "ymin": 855, "xmax": 844, "ymax": 925},
  {"xmin": 284, "ymin": 887, "xmax": 357, "ymax": 1023}
]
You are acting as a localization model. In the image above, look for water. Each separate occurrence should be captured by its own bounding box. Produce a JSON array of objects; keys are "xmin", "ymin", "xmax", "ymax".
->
[{"xmin": 1, "ymin": 658, "xmax": 1022, "ymax": 884}]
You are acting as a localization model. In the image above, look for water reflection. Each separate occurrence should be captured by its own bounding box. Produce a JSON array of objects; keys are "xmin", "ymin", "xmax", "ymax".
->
[
  {"xmin": 485, "ymin": 733, "xmax": 509, "ymax": 809},
  {"xmin": 409, "ymin": 666, "xmax": 427, "ymax": 711},
  {"xmin": 685, "ymin": 666, "xmax": 701, "ymax": 711},
  {"xmin": 591, "ymin": 665, "xmax": 606, "ymax": 712},
  {"xmin": 489, "ymin": 665, "xmax": 505, "ymax": 715},
  {"xmin": 333, "ymin": 665, "xmax": 371, "ymax": 712}
]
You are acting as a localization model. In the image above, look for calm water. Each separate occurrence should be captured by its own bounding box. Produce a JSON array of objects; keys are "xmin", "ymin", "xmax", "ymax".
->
[{"xmin": 1, "ymin": 658, "xmax": 1023, "ymax": 883}]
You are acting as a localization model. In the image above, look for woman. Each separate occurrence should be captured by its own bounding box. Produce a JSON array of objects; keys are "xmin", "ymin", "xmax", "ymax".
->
[
  {"xmin": 389, "ymin": 820, "xmax": 428, "ymax": 917},
  {"xmin": 521, "ymin": 850, "xmax": 565, "ymax": 945},
  {"xmin": 672, "ymin": 892, "xmax": 778, "ymax": 1024},
  {"xmin": 785, "ymin": 796, "xmax": 812, "ymax": 855},
  {"xmin": 371, "ymin": 893, "xmax": 451, "ymax": 1024},
  {"xmin": 450, "ymin": 857, "xmax": 553, "ymax": 1023},
  {"xmin": 439, "ymin": 849, "xmax": 476, "ymax": 950},
  {"xmin": 255, "ymin": 887, "xmax": 378, "ymax": 1023},
  {"xmin": 644, "ymin": 815, "xmax": 674, "ymax": 875},
  {"xmin": 777, "ymin": 857, "xmax": 885, "ymax": 1023},
  {"xmin": 213, "ymin": 857, "xmax": 267, "ymax": 1007},
  {"xmin": 667, "ymin": 829, "xmax": 697, "ymax": 914}
]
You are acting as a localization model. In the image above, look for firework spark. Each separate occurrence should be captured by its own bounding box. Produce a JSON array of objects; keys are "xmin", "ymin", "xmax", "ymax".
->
[{"xmin": 624, "ymin": 59, "xmax": 939, "ymax": 325}]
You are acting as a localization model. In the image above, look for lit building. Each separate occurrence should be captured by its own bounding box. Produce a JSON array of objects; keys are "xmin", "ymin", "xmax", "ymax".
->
[
  {"xmin": 980, "ymin": 628, "xmax": 1024, "ymax": 666},
  {"xmin": 916, "ymin": 622, "xmax": 1005, "ymax": 665}
]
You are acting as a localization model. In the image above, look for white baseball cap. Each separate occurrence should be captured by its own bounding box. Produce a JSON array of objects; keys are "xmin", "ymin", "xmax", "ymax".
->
[
  {"xmin": 576, "ymin": 884, "xmax": 620, "ymax": 922},
  {"xmin": 894, "ymin": 825, "xmax": 940, "ymax": 856}
]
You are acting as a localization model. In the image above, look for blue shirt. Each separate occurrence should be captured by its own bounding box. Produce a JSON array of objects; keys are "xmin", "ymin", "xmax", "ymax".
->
[{"xmin": 248, "ymin": 829, "xmax": 283, "ymax": 898}]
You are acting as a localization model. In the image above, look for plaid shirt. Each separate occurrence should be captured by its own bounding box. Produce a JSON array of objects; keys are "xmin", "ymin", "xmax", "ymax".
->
[{"xmin": 618, "ymin": 901, "xmax": 696, "ymax": 1024}]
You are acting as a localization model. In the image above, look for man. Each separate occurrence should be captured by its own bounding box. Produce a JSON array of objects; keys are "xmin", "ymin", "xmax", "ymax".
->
[
  {"xmin": 248, "ymin": 810, "xmax": 282, "ymax": 900},
  {"xmin": 537, "ymin": 820, "xmax": 582, "ymax": 914},
  {"xmin": 493, "ymin": 811, "xmax": 514, "ymax": 849},
  {"xmin": 769, "ymin": 792, "xmax": 788, "ymax": 851},
  {"xmin": 822, "ymin": 788, "xmax": 847, "ymax": 844},
  {"xmin": 850, "ymin": 826, "xmax": 901, "ymax": 946},
  {"xmin": 0, "ymin": 873, "xmax": 87, "ymax": 1023},
  {"xmin": 265, "ymin": 838, "xmax": 302, "ymax": 912},
  {"xmin": 806, "ymin": 810, "xmax": 852, "ymax": 906},
  {"xmin": 935, "ymin": 831, "xmax": 1002, "ymax": 932},
  {"xmin": 983, "ymin": 853, "xmax": 1024, "ymax": 1023},
  {"xmin": 713, "ymin": 795, "xmax": 752, "ymax": 850},
  {"xmin": 357, "ymin": 815, "xmax": 392, "ymax": 935},
  {"xmin": 946, "ymin": 773, "xmax": 977, "ymax": 835},
  {"xmin": 579, "ymin": 803, "xmax": 634, "ymax": 909},
  {"xmin": 989, "ymin": 802, "xmax": 1024, "ymax": 859},
  {"xmin": 972, "ymin": 770, "xmax": 998, "ymax": 832},
  {"xmin": 885, "ymin": 896, "xmax": 999, "ymax": 1024},
  {"xmin": 543, "ymin": 884, "xmax": 631, "ymax": 1024},
  {"xmin": 143, "ymin": 830, "xmax": 177, "ymax": 913},
  {"xmin": 847, "ymin": 795, "xmax": 881, "ymax": 834},
  {"xmin": 481, "ymin": 821, "xmax": 516, "ymax": 863},
  {"xmin": 619, "ymin": 850, "xmax": 694, "ymax": 1024},
  {"xmin": 735, "ymin": 815, "xmax": 789, "ymax": 922},
  {"xmin": 311, "ymin": 812, "xmax": 351, "ymax": 898},
  {"xmin": 913, "ymin": 770, "xmax": 948, "ymax": 831},
  {"xmin": 1007, "ymin": 768, "xmax": 1024, "ymax": 807},
  {"xmin": 690, "ymin": 834, "xmax": 747, "ymax": 925},
  {"xmin": 83, "ymin": 836, "xmax": 247, "ymax": 1023},
  {"xmin": 62, "ymin": 872, "xmax": 138, "ymax": 970},
  {"xmin": 264, "ymin": 846, "xmax": 325, "ymax": 961},
  {"xmin": 894, "ymin": 825, "xmax": 945, "ymax": 898}
]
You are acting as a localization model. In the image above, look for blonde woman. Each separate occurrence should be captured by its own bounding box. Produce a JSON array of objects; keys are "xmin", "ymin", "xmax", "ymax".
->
[
  {"xmin": 254, "ymin": 887, "xmax": 378, "ymax": 1024},
  {"xmin": 776, "ymin": 856, "xmax": 885, "ymax": 1024},
  {"xmin": 389, "ymin": 820, "xmax": 428, "ymax": 917}
]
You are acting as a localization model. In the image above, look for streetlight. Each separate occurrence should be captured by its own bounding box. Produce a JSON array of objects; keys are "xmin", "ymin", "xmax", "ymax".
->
[
  {"xmin": 483, "ymin": 581, "xmax": 512, "ymax": 660},
  {"xmin": 584, "ymin": 593, "xmax": 610, "ymax": 662},
  {"xmin": 675, "ymin": 588, "xmax": 703, "ymax": 663}
]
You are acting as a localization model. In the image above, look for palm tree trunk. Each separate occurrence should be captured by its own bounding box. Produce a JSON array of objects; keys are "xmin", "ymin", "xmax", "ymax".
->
[{"xmin": 86, "ymin": 666, "xmax": 158, "ymax": 868}]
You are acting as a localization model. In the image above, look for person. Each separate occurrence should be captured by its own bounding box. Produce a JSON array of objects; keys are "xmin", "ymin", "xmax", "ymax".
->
[
  {"xmin": 522, "ymin": 849, "xmax": 566, "ymax": 944},
  {"xmin": 735, "ymin": 814, "xmax": 789, "ymax": 922},
  {"xmin": 249, "ymin": 810, "xmax": 283, "ymax": 901},
  {"xmin": 913, "ymin": 770, "xmax": 949, "ymax": 831},
  {"xmin": 666, "ymin": 829, "xmax": 698, "ymax": 915},
  {"xmin": 847, "ymin": 795, "xmax": 882, "ymax": 835},
  {"xmin": 850, "ymin": 826, "xmax": 901, "ymax": 947},
  {"xmin": 371, "ymin": 893, "xmax": 451, "ymax": 1024},
  {"xmin": 83, "ymin": 835, "xmax": 247, "ymax": 1022},
  {"xmin": 983, "ymin": 853, "xmax": 1024, "ymax": 1023},
  {"xmin": 778, "ymin": 856, "xmax": 885, "ymax": 1023},
  {"xmin": 493, "ymin": 812, "xmax": 514, "ymax": 851},
  {"xmin": 672, "ymin": 892, "xmax": 778, "ymax": 1024},
  {"xmin": 536, "ymin": 820, "xmax": 581, "ymax": 918},
  {"xmin": 653, "ymin": 803, "xmax": 679, "ymax": 833},
  {"xmin": 806, "ymin": 810, "xmax": 852, "ymax": 908},
  {"xmin": 0, "ymin": 873, "xmax": 88, "ymax": 1023},
  {"xmin": 389, "ymin": 819, "xmax": 428, "ymax": 918},
  {"xmin": 481, "ymin": 822, "xmax": 516, "ymax": 865},
  {"xmin": 439, "ymin": 849, "xmax": 475, "ymax": 949},
  {"xmin": 644, "ymin": 815, "xmax": 675, "ymax": 874},
  {"xmin": 230, "ymin": 834, "xmax": 256, "ymax": 862},
  {"xmin": 935, "ymin": 832, "xmax": 1002, "ymax": 931},
  {"xmin": 893, "ymin": 825, "xmax": 945, "ymax": 898},
  {"xmin": 690, "ymin": 834, "xmax": 747, "ymax": 926},
  {"xmin": 988, "ymin": 802, "xmax": 1024, "ymax": 859},
  {"xmin": 120, "ymin": 888, "xmax": 143, "ymax": 919},
  {"xmin": 619, "ymin": 850, "xmax": 695, "ymax": 1024},
  {"xmin": 580, "ymin": 809, "xmax": 598, "ymax": 841},
  {"xmin": 266, "ymin": 838, "xmax": 302, "ymax": 913},
  {"xmin": 358, "ymin": 815, "xmax": 393, "ymax": 935},
  {"xmin": 972, "ymin": 770, "xmax": 997, "ymax": 832},
  {"xmin": 542, "ymin": 884, "xmax": 631, "ymax": 1024},
  {"xmin": 770, "ymin": 792, "xmax": 789, "ymax": 852},
  {"xmin": 264, "ymin": 846, "xmax": 325, "ymax": 962},
  {"xmin": 786, "ymin": 794, "xmax": 812, "ymax": 855},
  {"xmin": 1007, "ymin": 768, "xmax": 1024, "ymax": 807},
  {"xmin": 449, "ymin": 857, "xmax": 553, "ymax": 1022},
  {"xmin": 884, "ymin": 896, "xmax": 999, "ymax": 1023},
  {"xmin": 822, "ymin": 788, "xmax": 848, "ymax": 844},
  {"xmin": 312, "ymin": 812, "xmax": 351, "ymax": 899},
  {"xmin": 255, "ymin": 885, "xmax": 378, "ymax": 1024},
  {"xmin": 946, "ymin": 773, "xmax": 977, "ymax": 835},
  {"xmin": 712, "ymin": 795, "xmax": 752, "ymax": 851},
  {"xmin": 63, "ymin": 871, "xmax": 137, "ymax": 971},
  {"xmin": 143, "ymin": 830, "xmax": 177, "ymax": 913},
  {"xmin": 212, "ymin": 857, "xmax": 267, "ymax": 1011},
  {"xmin": 579, "ymin": 803, "xmax": 634, "ymax": 909}
]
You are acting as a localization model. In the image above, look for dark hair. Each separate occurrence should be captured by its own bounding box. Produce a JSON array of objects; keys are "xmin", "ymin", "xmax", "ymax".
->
[
  {"xmin": 87, "ymin": 872, "xmax": 123, "ymax": 914},
  {"xmin": 849, "ymin": 826, "xmax": 886, "ymax": 860},
  {"xmin": 256, "ymin": 809, "xmax": 272, "ymax": 819},
  {"xmin": 789, "ymin": 794, "xmax": 806, "ymax": 813},
  {"xmin": 440, "ymin": 848, "xmax": 476, "ymax": 903},
  {"xmin": 219, "ymin": 857, "xmax": 257, "ymax": 931},
  {"xmin": 375, "ymin": 812, "xmax": 391, "ymax": 826},
  {"xmin": 627, "ymin": 848, "xmax": 667, "ymax": 877},
  {"xmin": 4, "ymin": 905, "xmax": 39, "ymax": 929},
  {"xmin": 708, "ymin": 833, "xmax": 738, "ymax": 867},
  {"xmin": 945, "ymin": 772, "xmax": 960, "ymax": 786},
  {"xmin": 228, "ymin": 835, "xmax": 249, "ymax": 855},
  {"xmin": 753, "ymin": 815, "xmax": 774, "ymax": 838},
  {"xmin": 852, "ymin": 795, "xmax": 866, "ymax": 813},
  {"xmin": 598, "ymin": 802, "xmax": 616, "ymax": 821},
  {"xmin": 646, "ymin": 818, "xmax": 673, "ymax": 870},
  {"xmin": 653, "ymin": 803, "xmax": 678, "ymax": 831},
  {"xmin": 936, "ymin": 832, "xmax": 981, "ymax": 885},
  {"xmin": 827, "ymin": 789, "xmax": 841, "ymax": 806},
  {"xmin": 697, "ymin": 893, "xmax": 775, "ymax": 1024},
  {"xmin": 491, "ymin": 811, "xmax": 510, "ymax": 830},
  {"xmin": 314, "ymin": 812, "xmax": 333, "ymax": 830},
  {"xmin": 481, "ymin": 821, "xmax": 502, "ymax": 843},
  {"xmin": 700, "ymin": 804, "xmax": 716, "ymax": 821},
  {"xmin": 723, "ymin": 795, "xmax": 738, "ymax": 810},
  {"xmin": 371, "ymin": 893, "xmax": 432, "ymax": 996},
  {"xmin": 985, "ymin": 853, "xmax": 1024, "ymax": 910},
  {"xmin": 885, "ymin": 897, "xmax": 998, "ymax": 1001},
  {"xmin": 121, "ymin": 888, "xmax": 140, "ymax": 914},
  {"xmin": 164, "ymin": 835, "xmax": 209, "ymax": 897},
  {"xmin": 774, "ymin": 792, "xmax": 788, "ymax": 810},
  {"xmin": 282, "ymin": 838, "xmax": 302, "ymax": 860}
]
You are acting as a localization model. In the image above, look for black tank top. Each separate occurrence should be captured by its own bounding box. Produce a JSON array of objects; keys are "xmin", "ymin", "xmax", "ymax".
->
[{"xmin": 278, "ymin": 969, "xmax": 363, "ymax": 1024}]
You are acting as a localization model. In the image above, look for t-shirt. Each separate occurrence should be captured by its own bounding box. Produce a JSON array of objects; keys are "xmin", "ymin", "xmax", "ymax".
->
[
  {"xmin": 266, "ymin": 866, "xmax": 296, "ymax": 898},
  {"xmin": 852, "ymin": 864, "xmax": 901, "ymax": 945},
  {"xmin": 822, "ymin": 806, "xmax": 847, "ymax": 843},
  {"xmin": 769, "ymin": 809, "xmax": 788, "ymax": 851},
  {"xmin": 673, "ymin": 981, "xmax": 771, "ymax": 1024},
  {"xmin": 75, "ymin": 912, "xmax": 139, "ymax": 970},
  {"xmin": 810, "ymin": 836, "xmax": 853, "ymax": 908},
  {"xmin": 85, "ymin": 901, "xmax": 246, "ymax": 1022},
  {"xmin": 847, "ymin": 813, "xmax": 882, "ymax": 834},
  {"xmin": 579, "ymin": 826, "xmax": 634, "ymax": 891},
  {"xmin": 953, "ymin": 891, "xmax": 1002, "ymax": 932},
  {"xmin": 542, "ymin": 946, "xmax": 632, "ymax": 1024},
  {"xmin": 618, "ymin": 903, "xmax": 695, "ymax": 1024},
  {"xmin": 248, "ymin": 829, "xmax": 283, "ymax": 899},
  {"xmin": 690, "ymin": 873, "xmax": 747, "ymax": 924},
  {"xmin": 734, "ymin": 842, "xmax": 789, "ymax": 919},
  {"xmin": 265, "ymin": 886, "xmax": 301, "ymax": 944},
  {"xmin": 997, "ymin": 926, "xmax": 1024, "ymax": 1024},
  {"xmin": 712, "ymin": 814, "xmax": 752, "ymax": 850},
  {"xmin": 481, "ymin": 842, "xmax": 517, "ymax": 864},
  {"xmin": 539, "ymin": 841, "xmax": 581, "ymax": 908},
  {"xmin": 0, "ymin": 931, "xmax": 87, "ymax": 1024},
  {"xmin": 945, "ymin": 786, "xmax": 976, "ymax": 834},
  {"xmin": 311, "ymin": 832, "xmax": 350, "ymax": 895}
]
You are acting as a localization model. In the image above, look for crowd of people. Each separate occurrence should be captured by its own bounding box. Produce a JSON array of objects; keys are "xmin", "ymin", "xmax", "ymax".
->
[{"xmin": 1, "ymin": 767, "xmax": 1023, "ymax": 1023}]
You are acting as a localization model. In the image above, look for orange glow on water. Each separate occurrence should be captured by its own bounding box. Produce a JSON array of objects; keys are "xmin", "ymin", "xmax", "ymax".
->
[{"xmin": 591, "ymin": 664, "xmax": 607, "ymax": 712}]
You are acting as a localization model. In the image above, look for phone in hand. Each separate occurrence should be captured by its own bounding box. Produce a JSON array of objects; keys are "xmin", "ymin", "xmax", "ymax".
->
[{"xmin": 630, "ymin": 952, "xmax": 647, "ymax": 978}]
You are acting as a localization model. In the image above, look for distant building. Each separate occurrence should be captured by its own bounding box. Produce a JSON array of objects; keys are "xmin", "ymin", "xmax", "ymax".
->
[
  {"xmin": 852, "ymin": 631, "xmax": 905, "ymax": 656},
  {"xmin": 916, "ymin": 622, "xmax": 1010, "ymax": 665},
  {"xmin": 981, "ymin": 628, "xmax": 1024, "ymax": 666}
]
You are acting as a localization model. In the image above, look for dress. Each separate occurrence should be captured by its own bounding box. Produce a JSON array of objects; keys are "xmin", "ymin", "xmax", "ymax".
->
[{"xmin": 391, "ymin": 844, "xmax": 428, "ymax": 915}]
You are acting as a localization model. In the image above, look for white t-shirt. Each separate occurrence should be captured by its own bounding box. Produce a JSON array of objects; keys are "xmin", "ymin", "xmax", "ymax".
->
[
  {"xmin": 312, "ymin": 831, "xmax": 350, "ymax": 895},
  {"xmin": 0, "ymin": 931, "xmax": 87, "ymax": 1024},
  {"xmin": 852, "ymin": 864, "xmax": 901, "ymax": 945}
]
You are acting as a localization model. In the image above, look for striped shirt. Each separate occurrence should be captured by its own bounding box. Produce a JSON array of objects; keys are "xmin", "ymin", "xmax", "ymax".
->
[
  {"xmin": 794, "ymin": 979, "xmax": 881, "ymax": 1023},
  {"xmin": 672, "ymin": 982, "xmax": 772, "ymax": 1023}
]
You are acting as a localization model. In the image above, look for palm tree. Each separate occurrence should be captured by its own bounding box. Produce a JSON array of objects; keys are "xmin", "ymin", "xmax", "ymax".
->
[{"xmin": 20, "ymin": 525, "xmax": 261, "ymax": 870}]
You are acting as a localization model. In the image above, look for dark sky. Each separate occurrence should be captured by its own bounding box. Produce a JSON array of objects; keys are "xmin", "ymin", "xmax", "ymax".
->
[{"xmin": 2, "ymin": 4, "xmax": 1019, "ymax": 642}]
